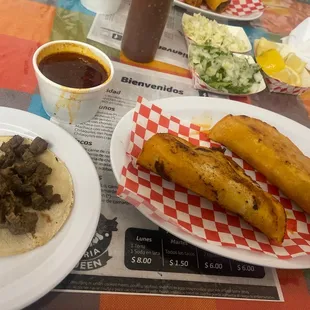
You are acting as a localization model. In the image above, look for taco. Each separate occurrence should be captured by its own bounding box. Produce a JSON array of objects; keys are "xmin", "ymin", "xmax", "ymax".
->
[{"xmin": 0, "ymin": 135, "xmax": 74, "ymax": 256}]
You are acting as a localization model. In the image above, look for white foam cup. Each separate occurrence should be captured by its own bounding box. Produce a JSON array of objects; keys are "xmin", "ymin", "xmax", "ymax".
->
[
  {"xmin": 81, "ymin": 0, "xmax": 122, "ymax": 14},
  {"xmin": 33, "ymin": 40, "xmax": 114, "ymax": 124}
]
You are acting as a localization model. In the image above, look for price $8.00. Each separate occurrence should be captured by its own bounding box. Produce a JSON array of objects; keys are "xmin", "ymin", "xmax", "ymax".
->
[{"xmin": 131, "ymin": 256, "xmax": 152, "ymax": 265}]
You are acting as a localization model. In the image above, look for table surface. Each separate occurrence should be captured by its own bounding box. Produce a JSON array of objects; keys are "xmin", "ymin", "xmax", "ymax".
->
[{"xmin": 0, "ymin": 0, "xmax": 310, "ymax": 309}]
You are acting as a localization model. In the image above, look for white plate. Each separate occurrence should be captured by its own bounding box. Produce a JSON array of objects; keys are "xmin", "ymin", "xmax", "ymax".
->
[
  {"xmin": 0, "ymin": 108, "xmax": 101, "ymax": 310},
  {"xmin": 174, "ymin": 0, "xmax": 263, "ymax": 21},
  {"xmin": 110, "ymin": 96, "xmax": 310, "ymax": 269}
]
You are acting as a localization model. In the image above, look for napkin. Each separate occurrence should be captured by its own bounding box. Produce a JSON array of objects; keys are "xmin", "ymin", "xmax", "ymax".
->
[{"xmin": 282, "ymin": 17, "xmax": 310, "ymax": 71}]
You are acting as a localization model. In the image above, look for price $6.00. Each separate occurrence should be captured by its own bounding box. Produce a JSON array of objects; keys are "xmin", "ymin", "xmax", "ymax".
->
[
  {"xmin": 237, "ymin": 264, "xmax": 255, "ymax": 272},
  {"xmin": 204, "ymin": 262, "xmax": 223, "ymax": 269}
]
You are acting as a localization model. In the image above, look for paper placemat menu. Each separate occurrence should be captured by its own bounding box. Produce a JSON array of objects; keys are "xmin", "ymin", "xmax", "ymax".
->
[{"xmin": 54, "ymin": 62, "xmax": 283, "ymax": 301}]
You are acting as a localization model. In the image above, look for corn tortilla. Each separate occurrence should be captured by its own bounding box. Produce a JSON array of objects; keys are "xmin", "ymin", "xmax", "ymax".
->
[{"xmin": 0, "ymin": 137, "xmax": 74, "ymax": 256}]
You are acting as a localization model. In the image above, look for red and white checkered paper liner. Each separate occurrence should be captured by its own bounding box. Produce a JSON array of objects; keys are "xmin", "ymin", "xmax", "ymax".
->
[
  {"xmin": 177, "ymin": 0, "xmax": 264, "ymax": 17},
  {"xmin": 117, "ymin": 96, "xmax": 310, "ymax": 259},
  {"xmin": 225, "ymin": 0, "xmax": 264, "ymax": 16},
  {"xmin": 264, "ymin": 75, "xmax": 309, "ymax": 96}
]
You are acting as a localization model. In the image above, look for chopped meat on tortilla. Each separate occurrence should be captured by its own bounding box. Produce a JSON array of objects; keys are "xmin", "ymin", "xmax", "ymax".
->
[
  {"xmin": 14, "ymin": 158, "xmax": 38, "ymax": 177},
  {"xmin": 0, "ymin": 175, "xmax": 8, "ymax": 197},
  {"xmin": 9, "ymin": 174, "xmax": 23, "ymax": 190},
  {"xmin": 20, "ymin": 195, "xmax": 32, "ymax": 207},
  {"xmin": 0, "ymin": 155, "xmax": 4, "ymax": 168},
  {"xmin": 36, "ymin": 162, "xmax": 52, "ymax": 176},
  {"xmin": 18, "ymin": 184, "xmax": 36, "ymax": 194},
  {"xmin": 2, "ymin": 151, "xmax": 16, "ymax": 169},
  {"xmin": 0, "ymin": 200, "xmax": 5, "ymax": 224},
  {"xmin": 38, "ymin": 185, "xmax": 53, "ymax": 200},
  {"xmin": 0, "ymin": 135, "xmax": 24, "ymax": 153},
  {"xmin": 6, "ymin": 211, "xmax": 38, "ymax": 235},
  {"xmin": 27, "ymin": 162, "xmax": 52, "ymax": 187},
  {"xmin": 31, "ymin": 190, "xmax": 62, "ymax": 211},
  {"xmin": 0, "ymin": 136, "xmax": 63, "ymax": 237},
  {"xmin": 51, "ymin": 194, "xmax": 62, "ymax": 204},
  {"xmin": 22, "ymin": 149, "xmax": 34, "ymax": 161},
  {"xmin": 31, "ymin": 192, "xmax": 45, "ymax": 210},
  {"xmin": 29, "ymin": 137, "xmax": 48, "ymax": 155},
  {"xmin": 15, "ymin": 144, "xmax": 29, "ymax": 158}
]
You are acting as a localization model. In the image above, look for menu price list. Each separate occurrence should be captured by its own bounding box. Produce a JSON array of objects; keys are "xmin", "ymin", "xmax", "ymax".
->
[{"xmin": 125, "ymin": 228, "xmax": 265, "ymax": 278}]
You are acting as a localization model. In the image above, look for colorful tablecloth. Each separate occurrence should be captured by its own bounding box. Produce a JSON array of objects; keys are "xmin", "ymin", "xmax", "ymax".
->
[{"xmin": 0, "ymin": 0, "xmax": 310, "ymax": 309}]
